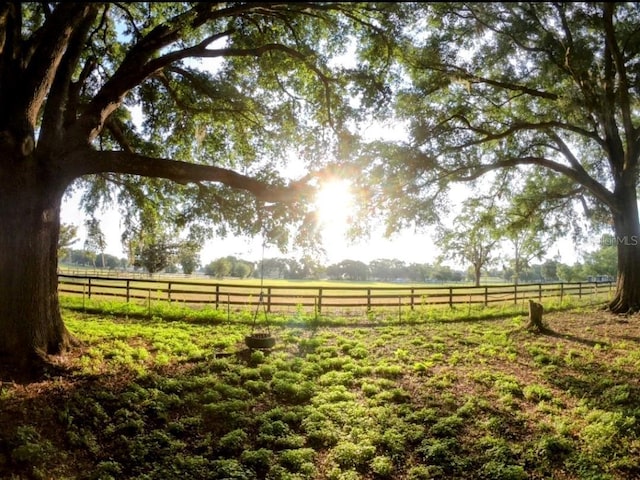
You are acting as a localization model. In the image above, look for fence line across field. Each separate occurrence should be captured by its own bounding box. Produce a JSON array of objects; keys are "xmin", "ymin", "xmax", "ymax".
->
[{"xmin": 57, "ymin": 274, "xmax": 614, "ymax": 315}]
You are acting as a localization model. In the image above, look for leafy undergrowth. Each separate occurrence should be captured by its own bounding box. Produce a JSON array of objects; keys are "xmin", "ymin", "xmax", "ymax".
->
[{"xmin": 2, "ymin": 308, "xmax": 640, "ymax": 479}]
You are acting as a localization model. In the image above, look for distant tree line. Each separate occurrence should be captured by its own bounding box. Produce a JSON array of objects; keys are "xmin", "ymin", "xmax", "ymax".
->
[
  {"xmin": 60, "ymin": 246, "xmax": 615, "ymax": 284},
  {"xmin": 60, "ymin": 220, "xmax": 616, "ymax": 282},
  {"xmin": 59, "ymin": 222, "xmax": 201, "ymax": 275},
  {"xmin": 201, "ymin": 244, "xmax": 616, "ymax": 284},
  {"xmin": 60, "ymin": 249, "xmax": 128, "ymax": 270}
]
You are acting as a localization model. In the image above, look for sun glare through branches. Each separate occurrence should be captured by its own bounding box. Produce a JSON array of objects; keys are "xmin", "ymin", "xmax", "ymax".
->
[{"xmin": 314, "ymin": 179, "xmax": 355, "ymax": 246}]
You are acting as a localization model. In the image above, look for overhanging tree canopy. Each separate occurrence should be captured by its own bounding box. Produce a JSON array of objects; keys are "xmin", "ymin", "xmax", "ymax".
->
[
  {"xmin": 359, "ymin": 2, "xmax": 640, "ymax": 313},
  {"xmin": 0, "ymin": 2, "xmax": 404, "ymax": 372}
]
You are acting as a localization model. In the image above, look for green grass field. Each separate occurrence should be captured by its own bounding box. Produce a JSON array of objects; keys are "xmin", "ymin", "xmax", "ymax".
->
[
  {"xmin": 2, "ymin": 302, "xmax": 639, "ymax": 479},
  {"xmin": 57, "ymin": 268, "xmax": 614, "ymax": 319}
]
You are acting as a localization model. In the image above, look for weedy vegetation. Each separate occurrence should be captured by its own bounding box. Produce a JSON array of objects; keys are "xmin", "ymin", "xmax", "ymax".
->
[{"xmin": 1, "ymin": 298, "xmax": 639, "ymax": 479}]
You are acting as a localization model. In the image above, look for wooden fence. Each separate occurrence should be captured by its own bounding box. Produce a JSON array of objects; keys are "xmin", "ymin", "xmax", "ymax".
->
[{"xmin": 58, "ymin": 274, "xmax": 614, "ymax": 315}]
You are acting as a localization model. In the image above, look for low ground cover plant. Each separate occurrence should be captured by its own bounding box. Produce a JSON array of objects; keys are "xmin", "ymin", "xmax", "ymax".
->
[{"xmin": 1, "ymin": 306, "xmax": 639, "ymax": 479}]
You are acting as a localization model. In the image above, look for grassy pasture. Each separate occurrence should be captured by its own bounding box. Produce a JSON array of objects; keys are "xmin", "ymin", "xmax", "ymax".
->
[
  {"xmin": 2, "ymin": 303, "xmax": 640, "ymax": 479},
  {"xmin": 58, "ymin": 272, "xmax": 614, "ymax": 319},
  {"xmin": 58, "ymin": 288, "xmax": 614, "ymax": 329}
]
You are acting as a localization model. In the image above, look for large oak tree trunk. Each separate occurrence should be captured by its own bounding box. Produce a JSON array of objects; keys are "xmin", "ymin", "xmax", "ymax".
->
[
  {"xmin": 0, "ymin": 169, "xmax": 75, "ymax": 371},
  {"xmin": 609, "ymin": 186, "xmax": 640, "ymax": 314}
]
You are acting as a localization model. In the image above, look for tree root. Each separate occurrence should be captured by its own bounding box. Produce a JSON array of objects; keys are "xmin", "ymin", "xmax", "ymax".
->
[
  {"xmin": 0, "ymin": 352, "xmax": 67, "ymax": 384},
  {"xmin": 607, "ymin": 297, "xmax": 640, "ymax": 315},
  {"xmin": 0, "ymin": 328, "xmax": 82, "ymax": 384}
]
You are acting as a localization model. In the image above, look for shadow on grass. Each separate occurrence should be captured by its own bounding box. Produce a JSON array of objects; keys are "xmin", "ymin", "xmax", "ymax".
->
[
  {"xmin": 540, "ymin": 328, "xmax": 610, "ymax": 348},
  {"xmin": 612, "ymin": 334, "xmax": 640, "ymax": 344}
]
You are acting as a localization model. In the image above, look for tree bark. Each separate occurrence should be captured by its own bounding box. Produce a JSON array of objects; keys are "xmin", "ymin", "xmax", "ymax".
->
[
  {"xmin": 526, "ymin": 300, "xmax": 546, "ymax": 333},
  {"xmin": 473, "ymin": 263, "xmax": 481, "ymax": 287},
  {"xmin": 608, "ymin": 186, "xmax": 640, "ymax": 314},
  {"xmin": 0, "ymin": 167, "xmax": 75, "ymax": 371}
]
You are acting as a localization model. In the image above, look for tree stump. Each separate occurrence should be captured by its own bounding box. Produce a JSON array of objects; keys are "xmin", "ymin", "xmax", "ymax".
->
[{"xmin": 526, "ymin": 300, "xmax": 547, "ymax": 333}]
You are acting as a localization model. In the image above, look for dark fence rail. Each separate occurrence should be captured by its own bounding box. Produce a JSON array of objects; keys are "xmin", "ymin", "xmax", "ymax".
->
[{"xmin": 58, "ymin": 274, "xmax": 614, "ymax": 315}]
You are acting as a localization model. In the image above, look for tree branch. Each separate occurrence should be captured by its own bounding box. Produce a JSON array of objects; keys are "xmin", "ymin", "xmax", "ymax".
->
[
  {"xmin": 603, "ymin": 3, "xmax": 638, "ymax": 171},
  {"xmin": 440, "ymin": 63, "xmax": 558, "ymax": 100},
  {"xmin": 453, "ymin": 118, "xmax": 603, "ymax": 150},
  {"xmin": 547, "ymin": 131, "xmax": 595, "ymax": 177},
  {"xmin": 155, "ymin": 69, "xmax": 263, "ymax": 127},
  {"xmin": 66, "ymin": 150, "xmax": 315, "ymax": 204},
  {"xmin": 73, "ymin": 3, "xmax": 309, "ymax": 138},
  {"xmin": 446, "ymin": 155, "xmax": 616, "ymax": 212},
  {"xmin": 39, "ymin": 5, "xmax": 98, "ymax": 151},
  {"xmin": 148, "ymin": 43, "xmax": 335, "ymax": 127},
  {"xmin": 0, "ymin": 3, "xmax": 20, "ymax": 113},
  {"xmin": 20, "ymin": 3, "xmax": 95, "ymax": 126},
  {"xmin": 77, "ymin": 37, "xmax": 333, "ymax": 142},
  {"xmin": 0, "ymin": 3, "xmax": 17, "ymax": 59},
  {"xmin": 464, "ymin": 3, "xmax": 568, "ymax": 76},
  {"xmin": 104, "ymin": 118, "xmax": 134, "ymax": 154},
  {"xmin": 112, "ymin": 2, "xmax": 143, "ymax": 41}
]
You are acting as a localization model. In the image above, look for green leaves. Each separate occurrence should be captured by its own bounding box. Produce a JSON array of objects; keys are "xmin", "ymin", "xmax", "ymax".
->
[
  {"xmin": 379, "ymin": 2, "xmax": 639, "ymax": 241},
  {"xmin": 436, "ymin": 198, "xmax": 500, "ymax": 285},
  {"xmin": 9, "ymin": 3, "xmax": 410, "ymax": 260}
]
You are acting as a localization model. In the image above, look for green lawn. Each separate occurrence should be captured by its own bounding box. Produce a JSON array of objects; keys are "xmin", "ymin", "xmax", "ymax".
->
[
  {"xmin": 2, "ymin": 306, "xmax": 639, "ymax": 479},
  {"xmin": 57, "ymin": 269, "xmax": 614, "ymax": 319}
]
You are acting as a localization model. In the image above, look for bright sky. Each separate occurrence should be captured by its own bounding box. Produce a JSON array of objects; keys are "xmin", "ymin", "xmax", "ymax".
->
[
  {"xmin": 59, "ymin": 88, "xmax": 460, "ymax": 267},
  {"xmin": 60, "ymin": 184, "xmax": 443, "ymax": 266},
  {"xmin": 60, "ymin": 178, "xmax": 585, "ymax": 269}
]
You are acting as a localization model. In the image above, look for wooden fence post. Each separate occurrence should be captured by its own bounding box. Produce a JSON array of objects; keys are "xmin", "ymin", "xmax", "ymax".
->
[{"xmin": 59, "ymin": 272, "xmax": 580, "ymax": 316}]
